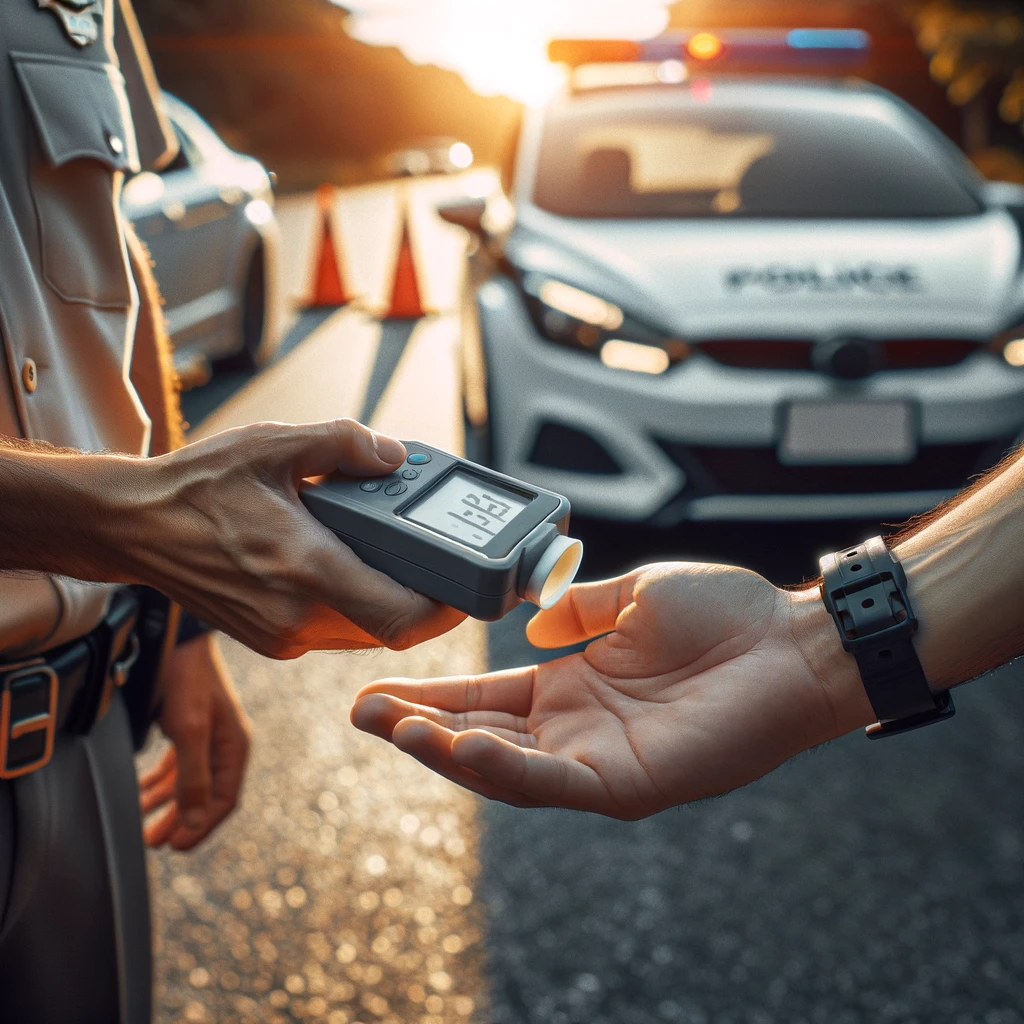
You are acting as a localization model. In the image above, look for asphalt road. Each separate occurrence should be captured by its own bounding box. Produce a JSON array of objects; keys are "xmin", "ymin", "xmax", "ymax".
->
[
  {"xmin": 180, "ymin": 324, "xmax": 1024, "ymax": 1022},
  {"xmin": 483, "ymin": 521, "xmax": 1024, "ymax": 1024}
]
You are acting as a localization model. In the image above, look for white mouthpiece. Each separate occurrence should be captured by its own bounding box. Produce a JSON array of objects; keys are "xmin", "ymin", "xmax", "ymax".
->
[{"xmin": 525, "ymin": 535, "xmax": 584, "ymax": 609}]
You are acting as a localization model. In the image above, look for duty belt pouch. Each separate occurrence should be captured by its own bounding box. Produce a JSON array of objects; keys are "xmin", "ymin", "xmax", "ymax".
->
[{"xmin": 121, "ymin": 587, "xmax": 179, "ymax": 751}]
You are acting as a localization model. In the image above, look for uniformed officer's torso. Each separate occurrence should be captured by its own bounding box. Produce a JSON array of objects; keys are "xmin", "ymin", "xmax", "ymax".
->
[{"xmin": 0, "ymin": 0, "xmax": 157, "ymax": 656}]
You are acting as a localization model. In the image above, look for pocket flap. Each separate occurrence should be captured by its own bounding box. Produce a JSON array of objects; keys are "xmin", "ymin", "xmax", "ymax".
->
[{"xmin": 12, "ymin": 52, "xmax": 139, "ymax": 172}]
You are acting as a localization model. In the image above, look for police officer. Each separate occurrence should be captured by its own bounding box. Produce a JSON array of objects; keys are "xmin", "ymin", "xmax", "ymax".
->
[{"xmin": 0, "ymin": 2, "xmax": 463, "ymax": 1020}]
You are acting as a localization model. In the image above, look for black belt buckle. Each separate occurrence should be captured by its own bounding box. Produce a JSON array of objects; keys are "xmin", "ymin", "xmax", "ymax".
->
[{"xmin": 0, "ymin": 659, "xmax": 59, "ymax": 779}]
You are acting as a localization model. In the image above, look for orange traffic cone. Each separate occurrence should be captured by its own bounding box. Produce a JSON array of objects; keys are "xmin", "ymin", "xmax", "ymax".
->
[
  {"xmin": 384, "ymin": 199, "xmax": 429, "ymax": 320},
  {"xmin": 307, "ymin": 184, "xmax": 350, "ymax": 308}
]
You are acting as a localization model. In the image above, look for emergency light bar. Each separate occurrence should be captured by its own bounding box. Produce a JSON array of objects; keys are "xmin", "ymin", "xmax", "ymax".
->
[{"xmin": 549, "ymin": 29, "xmax": 871, "ymax": 69}]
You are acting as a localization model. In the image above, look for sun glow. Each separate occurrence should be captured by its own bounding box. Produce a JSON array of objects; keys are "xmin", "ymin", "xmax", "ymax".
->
[{"xmin": 340, "ymin": 0, "xmax": 673, "ymax": 106}]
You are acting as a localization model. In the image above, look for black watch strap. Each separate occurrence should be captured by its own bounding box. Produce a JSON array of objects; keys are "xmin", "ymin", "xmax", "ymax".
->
[{"xmin": 819, "ymin": 536, "xmax": 954, "ymax": 739}]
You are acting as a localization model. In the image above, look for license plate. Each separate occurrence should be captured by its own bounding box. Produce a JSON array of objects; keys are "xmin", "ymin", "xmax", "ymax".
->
[{"xmin": 779, "ymin": 401, "xmax": 916, "ymax": 465}]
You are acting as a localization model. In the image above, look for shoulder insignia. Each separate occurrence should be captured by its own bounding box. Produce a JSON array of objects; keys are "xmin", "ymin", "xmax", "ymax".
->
[{"xmin": 37, "ymin": 0, "xmax": 102, "ymax": 48}]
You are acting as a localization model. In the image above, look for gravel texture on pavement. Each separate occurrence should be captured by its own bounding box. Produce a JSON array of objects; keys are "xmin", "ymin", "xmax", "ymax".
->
[
  {"xmin": 481, "ymin": 605, "xmax": 1024, "ymax": 1024},
  {"xmin": 146, "ymin": 622, "xmax": 488, "ymax": 1024}
]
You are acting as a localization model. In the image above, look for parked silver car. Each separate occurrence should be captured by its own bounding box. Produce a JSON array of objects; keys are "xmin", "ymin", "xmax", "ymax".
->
[{"xmin": 122, "ymin": 93, "xmax": 281, "ymax": 376}]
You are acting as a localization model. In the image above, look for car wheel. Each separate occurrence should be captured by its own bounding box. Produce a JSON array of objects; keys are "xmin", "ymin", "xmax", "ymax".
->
[{"xmin": 217, "ymin": 243, "xmax": 266, "ymax": 371}]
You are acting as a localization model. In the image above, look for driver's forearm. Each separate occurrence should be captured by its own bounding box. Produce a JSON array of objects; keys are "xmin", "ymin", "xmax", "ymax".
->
[
  {"xmin": 896, "ymin": 450, "xmax": 1024, "ymax": 690},
  {"xmin": 798, "ymin": 447, "xmax": 1024, "ymax": 735},
  {"xmin": 0, "ymin": 438, "xmax": 143, "ymax": 583}
]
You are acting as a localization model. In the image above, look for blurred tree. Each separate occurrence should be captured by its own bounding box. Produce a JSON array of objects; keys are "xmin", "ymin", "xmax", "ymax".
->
[
  {"xmin": 906, "ymin": 1, "xmax": 1024, "ymax": 178},
  {"xmin": 131, "ymin": 0, "xmax": 521, "ymax": 189}
]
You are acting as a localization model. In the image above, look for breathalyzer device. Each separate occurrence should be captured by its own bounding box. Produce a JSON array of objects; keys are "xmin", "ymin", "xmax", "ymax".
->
[{"xmin": 300, "ymin": 441, "xmax": 583, "ymax": 621}]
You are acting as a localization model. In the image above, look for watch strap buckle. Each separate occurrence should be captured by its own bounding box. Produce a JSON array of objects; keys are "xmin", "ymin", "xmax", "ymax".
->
[
  {"xmin": 821, "ymin": 537, "xmax": 954, "ymax": 740},
  {"xmin": 866, "ymin": 690, "xmax": 956, "ymax": 739}
]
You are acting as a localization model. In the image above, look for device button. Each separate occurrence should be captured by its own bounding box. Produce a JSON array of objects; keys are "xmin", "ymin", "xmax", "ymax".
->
[
  {"xmin": 401, "ymin": 469, "xmax": 420, "ymax": 481},
  {"xmin": 384, "ymin": 482, "xmax": 408, "ymax": 497},
  {"xmin": 360, "ymin": 480, "xmax": 384, "ymax": 493},
  {"xmin": 407, "ymin": 453, "xmax": 431, "ymax": 466}
]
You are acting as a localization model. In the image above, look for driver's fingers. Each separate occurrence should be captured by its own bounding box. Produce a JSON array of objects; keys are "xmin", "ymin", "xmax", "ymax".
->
[
  {"xmin": 350, "ymin": 692, "xmax": 531, "ymax": 742},
  {"xmin": 450, "ymin": 729, "xmax": 609, "ymax": 812},
  {"xmin": 526, "ymin": 573, "xmax": 640, "ymax": 649},
  {"xmin": 354, "ymin": 667, "xmax": 535, "ymax": 716},
  {"xmin": 390, "ymin": 718, "xmax": 545, "ymax": 809}
]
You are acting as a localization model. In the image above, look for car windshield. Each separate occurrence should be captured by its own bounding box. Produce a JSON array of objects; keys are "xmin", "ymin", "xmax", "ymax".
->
[{"xmin": 533, "ymin": 89, "xmax": 982, "ymax": 219}]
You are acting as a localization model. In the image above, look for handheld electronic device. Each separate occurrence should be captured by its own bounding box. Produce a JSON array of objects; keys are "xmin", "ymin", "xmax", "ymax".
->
[{"xmin": 300, "ymin": 442, "xmax": 583, "ymax": 621}]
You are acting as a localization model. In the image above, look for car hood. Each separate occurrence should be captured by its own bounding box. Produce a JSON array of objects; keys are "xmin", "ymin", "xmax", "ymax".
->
[{"xmin": 507, "ymin": 205, "xmax": 1024, "ymax": 339}]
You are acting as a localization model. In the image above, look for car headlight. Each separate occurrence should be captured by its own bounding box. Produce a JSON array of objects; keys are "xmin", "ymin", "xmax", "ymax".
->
[
  {"xmin": 990, "ymin": 323, "xmax": 1024, "ymax": 367},
  {"xmin": 521, "ymin": 274, "xmax": 689, "ymax": 375}
]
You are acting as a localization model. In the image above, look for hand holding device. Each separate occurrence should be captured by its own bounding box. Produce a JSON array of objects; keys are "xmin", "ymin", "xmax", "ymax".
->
[
  {"xmin": 351, "ymin": 562, "xmax": 873, "ymax": 818},
  {"xmin": 124, "ymin": 420, "xmax": 466, "ymax": 659},
  {"xmin": 300, "ymin": 442, "xmax": 583, "ymax": 621}
]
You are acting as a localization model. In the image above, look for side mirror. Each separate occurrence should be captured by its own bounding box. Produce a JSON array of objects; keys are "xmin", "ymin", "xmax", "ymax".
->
[{"xmin": 436, "ymin": 197, "xmax": 487, "ymax": 236}]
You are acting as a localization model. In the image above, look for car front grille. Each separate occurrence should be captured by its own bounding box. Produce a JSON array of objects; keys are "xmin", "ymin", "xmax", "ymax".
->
[
  {"xmin": 657, "ymin": 437, "xmax": 1018, "ymax": 496},
  {"xmin": 696, "ymin": 339, "xmax": 983, "ymax": 372}
]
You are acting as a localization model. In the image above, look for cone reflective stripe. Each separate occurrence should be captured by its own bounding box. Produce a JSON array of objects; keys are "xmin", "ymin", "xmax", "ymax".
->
[
  {"xmin": 385, "ymin": 195, "xmax": 430, "ymax": 320},
  {"xmin": 307, "ymin": 184, "xmax": 350, "ymax": 308}
]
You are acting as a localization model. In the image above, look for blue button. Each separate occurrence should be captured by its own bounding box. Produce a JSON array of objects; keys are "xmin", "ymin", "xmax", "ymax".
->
[{"xmin": 407, "ymin": 453, "xmax": 431, "ymax": 466}]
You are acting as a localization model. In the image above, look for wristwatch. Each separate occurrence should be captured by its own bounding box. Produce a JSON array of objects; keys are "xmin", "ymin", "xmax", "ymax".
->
[{"xmin": 819, "ymin": 536, "xmax": 954, "ymax": 739}]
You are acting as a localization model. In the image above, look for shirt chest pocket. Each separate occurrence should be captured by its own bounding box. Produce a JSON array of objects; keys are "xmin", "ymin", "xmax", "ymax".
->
[{"xmin": 13, "ymin": 52, "xmax": 140, "ymax": 309}]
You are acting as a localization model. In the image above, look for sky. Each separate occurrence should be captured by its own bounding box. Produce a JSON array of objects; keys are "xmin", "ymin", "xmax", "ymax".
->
[{"xmin": 337, "ymin": 0, "xmax": 675, "ymax": 105}]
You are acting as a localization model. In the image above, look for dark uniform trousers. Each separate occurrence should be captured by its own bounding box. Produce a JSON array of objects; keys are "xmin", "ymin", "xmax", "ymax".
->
[{"xmin": 0, "ymin": 694, "xmax": 152, "ymax": 1023}]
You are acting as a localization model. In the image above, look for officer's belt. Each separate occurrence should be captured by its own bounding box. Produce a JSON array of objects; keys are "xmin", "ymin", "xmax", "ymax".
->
[{"xmin": 0, "ymin": 590, "xmax": 140, "ymax": 780}]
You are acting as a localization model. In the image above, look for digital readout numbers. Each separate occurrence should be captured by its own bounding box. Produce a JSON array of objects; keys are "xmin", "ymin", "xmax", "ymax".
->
[{"xmin": 403, "ymin": 472, "xmax": 528, "ymax": 550}]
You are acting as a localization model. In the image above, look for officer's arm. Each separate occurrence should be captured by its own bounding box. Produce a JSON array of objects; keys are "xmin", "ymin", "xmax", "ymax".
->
[{"xmin": 0, "ymin": 419, "xmax": 464, "ymax": 658}]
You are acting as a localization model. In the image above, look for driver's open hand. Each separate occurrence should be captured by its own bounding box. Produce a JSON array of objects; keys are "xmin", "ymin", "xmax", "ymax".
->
[{"xmin": 350, "ymin": 562, "xmax": 870, "ymax": 819}]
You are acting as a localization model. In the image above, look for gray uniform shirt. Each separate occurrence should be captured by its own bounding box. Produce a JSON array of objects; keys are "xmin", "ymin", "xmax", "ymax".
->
[{"xmin": 0, "ymin": 0, "xmax": 176, "ymax": 657}]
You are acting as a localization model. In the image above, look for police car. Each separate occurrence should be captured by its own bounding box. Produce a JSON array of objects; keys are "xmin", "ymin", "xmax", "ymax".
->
[
  {"xmin": 442, "ymin": 33, "xmax": 1024, "ymax": 524},
  {"xmin": 122, "ymin": 94, "xmax": 282, "ymax": 378}
]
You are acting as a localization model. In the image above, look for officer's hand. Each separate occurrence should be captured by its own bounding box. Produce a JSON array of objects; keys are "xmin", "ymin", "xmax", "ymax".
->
[
  {"xmin": 140, "ymin": 634, "xmax": 251, "ymax": 851},
  {"xmin": 129, "ymin": 420, "xmax": 466, "ymax": 659},
  {"xmin": 351, "ymin": 563, "xmax": 872, "ymax": 819}
]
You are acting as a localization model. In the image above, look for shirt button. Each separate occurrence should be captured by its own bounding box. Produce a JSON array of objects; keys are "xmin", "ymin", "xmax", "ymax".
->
[
  {"xmin": 107, "ymin": 133, "xmax": 124, "ymax": 155},
  {"xmin": 22, "ymin": 359, "xmax": 37, "ymax": 394}
]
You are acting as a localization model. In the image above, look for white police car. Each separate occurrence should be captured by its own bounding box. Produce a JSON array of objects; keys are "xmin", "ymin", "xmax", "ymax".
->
[{"xmin": 443, "ymin": 47, "xmax": 1024, "ymax": 524}]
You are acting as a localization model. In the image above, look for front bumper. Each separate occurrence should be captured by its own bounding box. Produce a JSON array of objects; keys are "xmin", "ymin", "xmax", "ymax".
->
[{"xmin": 477, "ymin": 278, "xmax": 1024, "ymax": 522}]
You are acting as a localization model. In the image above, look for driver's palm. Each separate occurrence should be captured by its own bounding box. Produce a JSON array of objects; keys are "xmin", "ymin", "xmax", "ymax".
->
[{"xmin": 351, "ymin": 563, "xmax": 839, "ymax": 818}]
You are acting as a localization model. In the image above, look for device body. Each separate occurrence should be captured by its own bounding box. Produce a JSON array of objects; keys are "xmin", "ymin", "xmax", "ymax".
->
[{"xmin": 300, "ymin": 442, "xmax": 578, "ymax": 621}]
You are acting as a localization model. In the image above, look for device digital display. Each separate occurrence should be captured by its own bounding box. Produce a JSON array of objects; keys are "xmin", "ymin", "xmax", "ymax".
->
[{"xmin": 401, "ymin": 471, "xmax": 530, "ymax": 550}]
